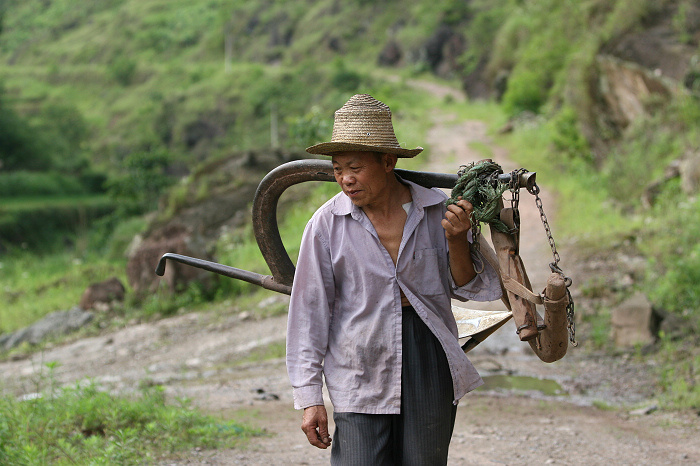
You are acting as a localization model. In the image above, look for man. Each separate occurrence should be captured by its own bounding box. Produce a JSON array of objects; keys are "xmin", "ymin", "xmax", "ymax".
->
[{"xmin": 286, "ymin": 94, "xmax": 502, "ymax": 465}]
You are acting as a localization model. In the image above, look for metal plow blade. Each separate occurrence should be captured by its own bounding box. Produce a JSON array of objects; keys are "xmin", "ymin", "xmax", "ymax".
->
[{"xmin": 453, "ymin": 306, "xmax": 513, "ymax": 353}]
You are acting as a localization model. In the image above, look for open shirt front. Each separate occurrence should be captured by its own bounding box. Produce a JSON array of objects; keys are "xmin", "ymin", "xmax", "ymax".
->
[{"xmin": 286, "ymin": 177, "xmax": 502, "ymax": 414}]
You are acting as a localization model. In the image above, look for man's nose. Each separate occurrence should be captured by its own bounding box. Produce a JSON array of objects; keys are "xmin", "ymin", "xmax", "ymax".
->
[{"xmin": 340, "ymin": 173, "xmax": 356, "ymax": 185}]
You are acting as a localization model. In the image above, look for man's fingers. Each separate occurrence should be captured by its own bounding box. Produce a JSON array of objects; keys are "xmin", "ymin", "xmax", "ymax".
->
[
  {"xmin": 447, "ymin": 204, "xmax": 472, "ymax": 223},
  {"xmin": 444, "ymin": 204, "xmax": 473, "ymax": 233},
  {"xmin": 318, "ymin": 422, "xmax": 332, "ymax": 446},
  {"xmin": 453, "ymin": 200, "xmax": 474, "ymax": 216},
  {"xmin": 441, "ymin": 218, "xmax": 454, "ymax": 231},
  {"xmin": 302, "ymin": 424, "xmax": 327, "ymax": 449}
]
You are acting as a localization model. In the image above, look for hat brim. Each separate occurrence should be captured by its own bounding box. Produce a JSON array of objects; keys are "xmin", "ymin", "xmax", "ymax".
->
[{"xmin": 306, "ymin": 142, "xmax": 423, "ymax": 158}]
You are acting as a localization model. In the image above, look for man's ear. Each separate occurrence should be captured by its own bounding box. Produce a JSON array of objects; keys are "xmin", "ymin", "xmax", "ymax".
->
[{"xmin": 383, "ymin": 153, "xmax": 398, "ymax": 172}]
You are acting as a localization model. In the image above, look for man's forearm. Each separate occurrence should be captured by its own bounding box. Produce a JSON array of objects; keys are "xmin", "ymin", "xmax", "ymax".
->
[{"xmin": 448, "ymin": 236, "xmax": 477, "ymax": 287}]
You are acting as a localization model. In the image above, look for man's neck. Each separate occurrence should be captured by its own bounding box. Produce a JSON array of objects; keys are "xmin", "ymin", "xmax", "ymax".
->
[{"xmin": 361, "ymin": 175, "xmax": 412, "ymax": 219}]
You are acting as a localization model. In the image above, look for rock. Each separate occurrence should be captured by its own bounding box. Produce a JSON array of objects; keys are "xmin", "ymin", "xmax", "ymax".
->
[
  {"xmin": 1, "ymin": 307, "xmax": 94, "ymax": 350},
  {"xmin": 596, "ymin": 54, "xmax": 677, "ymax": 131},
  {"xmin": 126, "ymin": 150, "xmax": 305, "ymax": 297},
  {"xmin": 377, "ymin": 40, "xmax": 403, "ymax": 67},
  {"xmin": 127, "ymin": 223, "xmax": 212, "ymax": 296},
  {"xmin": 422, "ymin": 25, "xmax": 466, "ymax": 78},
  {"xmin": 629, "ymin": 404, "xmax": 658, "ymax": 416},
  {"xmin": 611, "ymin": 293, "xmax": 658, "ymax": 347},
  {"xmin": 253, "ymin": 388, "xmax": 279, "ymax": 401},
  {"xmin": 79, "ymin": 277, "xmax": 126, "ymax": 311},
  {"xmin": 461, "ymin": 56, "xmax": 491, "ymax": 100},
  {"xmin": 657, "ymin": 308, "xmax": 688, "ymax": 340},
  {"xmin": 679, "ymin": 151, "xmax": 700, "ymax": 195},
  {"xmin": 642, "ymin": 159, "xmax": 682, "ymax": 207}
]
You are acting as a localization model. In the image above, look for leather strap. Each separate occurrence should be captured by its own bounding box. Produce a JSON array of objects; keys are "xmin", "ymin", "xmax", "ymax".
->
[{"xmin": 502, "ymin": 275, "xmax": 544, "ymax": 305}]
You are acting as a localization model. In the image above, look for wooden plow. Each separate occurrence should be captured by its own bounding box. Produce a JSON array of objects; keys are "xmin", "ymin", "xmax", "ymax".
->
[{"xmin": 156, "ymin": 159, "xmax": 575, "ymax": 362}]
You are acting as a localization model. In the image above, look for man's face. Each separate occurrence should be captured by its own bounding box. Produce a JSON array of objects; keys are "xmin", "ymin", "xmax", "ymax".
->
[{"xmin": 331, "ymin": 151, "xmax": 395, "ymax": 208}]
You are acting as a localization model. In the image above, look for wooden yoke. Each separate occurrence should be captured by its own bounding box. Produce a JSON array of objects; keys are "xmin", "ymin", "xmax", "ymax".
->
[
  {"xmin": 490, "ymin": 201, "xmax": 541, "ymax": 341},
  {"xmin": 529, "ymin": 273, "xmax": 569, "ymax": 362},
  {"xmin": 485, "ymin": 198, "xmax": 570, "ymax": 361}
]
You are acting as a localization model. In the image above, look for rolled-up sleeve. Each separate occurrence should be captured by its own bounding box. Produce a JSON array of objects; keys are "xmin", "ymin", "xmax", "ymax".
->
[
  {"xmin": 286, "ymin": 219, "xmax": 335, "ymax": 410},
  {"xmin": 449, "ymin": 236, "xmax": 502, "ymax": 302}
]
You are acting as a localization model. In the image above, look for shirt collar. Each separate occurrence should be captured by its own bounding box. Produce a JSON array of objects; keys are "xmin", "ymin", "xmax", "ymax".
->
[{"xmin": 330, "ymin": 173, "xmax": 445, "ymax": 217}]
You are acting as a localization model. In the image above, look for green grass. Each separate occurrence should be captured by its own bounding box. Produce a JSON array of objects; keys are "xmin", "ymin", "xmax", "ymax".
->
[
  {"xmin": 235, "ymin": 341, "xmax": 287, "ymax": 366},
  {"xmin": 1, "ymin": 195, "xmax": 111, "ymax": 211},
  {"xmin": 0, "ymin": 195, "xmax": 116, "ymax": 251},
  {"xmin": 592, "ymin": 400, "xmax": 616, "ymax": 411},
  {"xmin": 0, "ymin": 251, "xmax": 124, "ymax": 333},
  {"xmin": 657, "ymin": 336, "xmax": 700, "ymax": 410},
  {"xmin": 0, "ymin": 364, "xmax": 260, "ymax": 465},
  {"xmin": 496, "ymin": 119, "xmax": 637, "ymax": 247}
]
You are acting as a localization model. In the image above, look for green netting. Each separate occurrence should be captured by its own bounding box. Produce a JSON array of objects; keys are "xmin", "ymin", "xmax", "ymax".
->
[{"xmin": 446, "ymin": 161, "xmax": 510, "ymax": 233}]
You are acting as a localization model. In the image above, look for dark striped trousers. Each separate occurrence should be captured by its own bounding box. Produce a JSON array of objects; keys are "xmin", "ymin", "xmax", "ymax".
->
[{"xmin": 331, "ymin": 306, "xmax": 457, "ymax": 466}]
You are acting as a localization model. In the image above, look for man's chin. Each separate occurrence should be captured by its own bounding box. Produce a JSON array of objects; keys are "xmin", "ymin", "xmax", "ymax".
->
[{"xmin": 345, "ymin": 192, "xmax": 365, "ymax": 204}]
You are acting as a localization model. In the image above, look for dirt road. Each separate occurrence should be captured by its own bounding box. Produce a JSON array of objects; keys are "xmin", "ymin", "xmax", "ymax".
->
[{"xmin": 2, "ymin": 86, "xmax": 699, "ymax": 465}]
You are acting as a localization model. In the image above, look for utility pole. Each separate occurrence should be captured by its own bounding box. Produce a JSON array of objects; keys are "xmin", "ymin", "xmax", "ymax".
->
[
  {"xmin": 270, "ymin": 102, "xmax": 279, "ymax": 149},
  {"xmin": 224, "ymin": 21, "xmax": 233, "ymax": 74}
]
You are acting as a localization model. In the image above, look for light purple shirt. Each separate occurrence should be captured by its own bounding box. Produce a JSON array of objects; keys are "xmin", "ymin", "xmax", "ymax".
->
[{"xmin": 286, "ymin": 177, "xmax": 502, "ymax": 414}]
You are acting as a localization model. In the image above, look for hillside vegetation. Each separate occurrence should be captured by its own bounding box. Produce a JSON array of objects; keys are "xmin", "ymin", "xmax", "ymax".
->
[{"xmin": 1, "ymin": 0, "xmax": 699, "ymax": 406}]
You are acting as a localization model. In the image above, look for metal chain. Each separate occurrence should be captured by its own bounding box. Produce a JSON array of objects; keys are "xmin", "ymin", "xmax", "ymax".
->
[
  {"xmin": 527, "ymin": 182, "xmax": 578, "ymax": 346},
  {"xmin": 455, "ymin": 165, "xmax": 577, "ymax": 346},
  {"xmin": 509, "ymin": 169, "xmax": 528, "ymax": 234}
]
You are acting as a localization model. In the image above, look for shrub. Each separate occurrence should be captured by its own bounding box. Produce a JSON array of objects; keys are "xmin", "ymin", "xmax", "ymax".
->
[
  {"xmin": 108, "ymin": 56, "xmax": 138, "ymax": 86},
  {"xmin": 106, "ymin": 149, "xmax": 175, "ymax": 216},
  {"xmin": 331, "ymin": 59, "xmax": 362, "ymax": 93},
  {"xmin": 0, "ymin": 94, "xmax": 53, "ymax": 171},
  {"xmin": 0, "ymin": 374, "xmax": 260, "ymax": 464},
  {"xmin": 0, "ymin": 171, "xmax": 86, "ymax": 197},
  {"xmin": 502, "ymin": 69, "xmax": 546, "ymax": 115},
  {"xmin": 550, "ymin": 106, "xmax": 593, "ymax": 164},
  {"xmin": 0, "ymin": 197, "xmax": 115, "ymax": 249}
]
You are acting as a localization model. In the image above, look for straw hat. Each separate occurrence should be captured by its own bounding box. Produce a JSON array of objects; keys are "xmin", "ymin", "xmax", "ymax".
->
[{"xmin": 306, "ymin": 94, "xmax": 423, "ymax": 158}]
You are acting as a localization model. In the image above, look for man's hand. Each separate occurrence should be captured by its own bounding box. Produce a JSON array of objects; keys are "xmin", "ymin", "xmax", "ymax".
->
[
  {"xmin": 442, "ymin": 198, "xmax": 473, "ymax": 240},
  {"xmin": 301, "ymin": 405, "xmax": 332, "ymax": 449},
  {"xmin": 442, "ymin": 198, "xmax": 477, "ymax": 286}
]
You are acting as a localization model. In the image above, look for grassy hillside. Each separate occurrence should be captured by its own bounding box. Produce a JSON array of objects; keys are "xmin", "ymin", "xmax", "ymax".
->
[{"xmin": 0, "ymin": 0, "xmax": 458, "ymax": 166}]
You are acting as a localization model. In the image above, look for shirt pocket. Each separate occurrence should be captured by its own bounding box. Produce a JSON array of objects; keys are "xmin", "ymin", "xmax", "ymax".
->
[{"xmin": 411, "ymin": 248, "xmax": 445, "ymax": 296}]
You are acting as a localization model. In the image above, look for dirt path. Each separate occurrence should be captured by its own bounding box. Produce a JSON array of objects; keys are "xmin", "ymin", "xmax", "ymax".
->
[{"xmin": 2, "ymin": 84, "xmax": 700, "ymax": 465}]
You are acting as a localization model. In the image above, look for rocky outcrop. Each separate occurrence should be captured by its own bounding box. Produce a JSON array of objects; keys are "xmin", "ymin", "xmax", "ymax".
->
[
  {"xmin": 127, "ymin": 149, "xmax": 304, "ymax": 296},
  {"xmin": 642, "ymin": 150, "xmax": 700, "ymax": 206},
  {"xmin": 595, "ymin": 54, "xmax": 684, "ymax": 130},
  {"xmin": 0, "ymin": 307, "xmax": 94, "ymax": 350},
  {"xmin": 611, "ymin": 293, "xmax": 659, "ymax": 348},
  {"xmin": 423, "ymin": 24, "xmax": 467, "ymax": 78},
  {"xmin": 79, "ymin": 277, "xmax": 126, "ymax": 311},
  {"xmin": 601, "ymin": 2, "xmax": 700, "ymax": 84},
  {"xmin": 680, "ymin": 150, "xmax": 700, "ymax": 195},
  {"xmin": 379, "ymin": 24, "xmax": 470, "ymax": 83},
  {"xmin": 377, "ymin": 40, "xmax": 403, "ymax": 67},
  {"xmin": 127, "ymin": 223, "xmax": 212, "ymax": 296}
]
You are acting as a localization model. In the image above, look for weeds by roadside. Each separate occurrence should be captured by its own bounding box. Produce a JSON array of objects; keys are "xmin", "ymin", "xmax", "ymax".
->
[{"xmin": 0, "ymin": 362, "xmax": 261, "ymax": 465}]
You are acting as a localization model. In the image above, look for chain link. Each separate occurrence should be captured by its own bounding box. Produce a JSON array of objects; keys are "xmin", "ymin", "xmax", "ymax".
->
[{"xmin": 527, "ymin": 182, "xmax": 578, "ymax": 346}]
